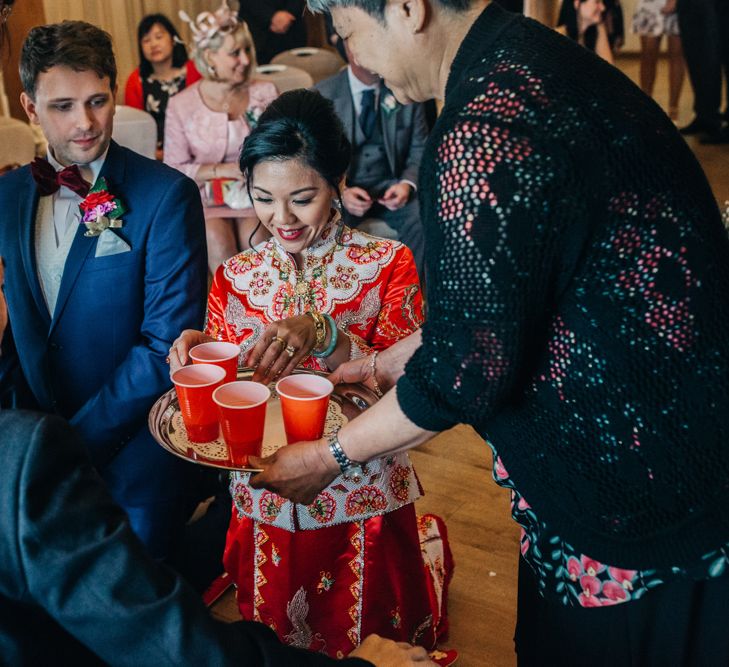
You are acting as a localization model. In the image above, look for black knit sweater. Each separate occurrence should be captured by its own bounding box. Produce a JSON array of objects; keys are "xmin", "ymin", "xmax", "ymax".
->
[{"xmin": 397, "ymin": 2, "xmax": 729, "ymax": 570}]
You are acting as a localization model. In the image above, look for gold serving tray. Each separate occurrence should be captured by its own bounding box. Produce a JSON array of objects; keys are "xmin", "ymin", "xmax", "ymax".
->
[{"xmin": 148, "ymin": 367, "xmax": 377, "ymax": 472}]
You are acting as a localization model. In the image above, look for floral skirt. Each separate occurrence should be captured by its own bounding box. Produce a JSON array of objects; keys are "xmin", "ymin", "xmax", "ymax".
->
[{"xmin": 223, "ymin": 505, "xmax": 453, "ymax": 659}]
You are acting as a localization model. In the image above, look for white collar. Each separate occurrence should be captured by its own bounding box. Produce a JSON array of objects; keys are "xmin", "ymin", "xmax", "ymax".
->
[
  {"xmin": 347, "ymin": 67, "xmax": 380, "ymax": 100},
  {"xmin": 46, "ymin": 145, "xmax": 109, "ymax": 191}
]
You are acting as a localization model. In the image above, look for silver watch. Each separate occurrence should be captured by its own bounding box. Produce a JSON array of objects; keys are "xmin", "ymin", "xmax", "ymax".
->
[{"xmin": 328, "ymin": 435, "xmax": 363, "ymax": 480}]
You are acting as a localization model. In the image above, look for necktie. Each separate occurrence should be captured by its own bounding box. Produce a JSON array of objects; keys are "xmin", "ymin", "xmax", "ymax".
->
[
  {"xmin": 30, "ymin": 157, "xmax": 91, "ymax": 198},
  {"xmin": 359, "ymin": 89, "xmax": 376, "ymax": 139}
]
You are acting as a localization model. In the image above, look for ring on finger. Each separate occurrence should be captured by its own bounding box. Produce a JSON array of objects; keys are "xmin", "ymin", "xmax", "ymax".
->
[
  {"xmin": 272, "ymin": 335, "xmax": 287, "ymax": 348},
  {"xmin": 284, "ymin": 344, "xmax": 296, "ymax": 358}
]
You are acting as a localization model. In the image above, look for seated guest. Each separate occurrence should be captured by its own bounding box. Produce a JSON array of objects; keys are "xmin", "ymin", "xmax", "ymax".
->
[
  {"xmin": 169, "ymin": 89, "xmax": 452, "ymax": 659},
  {"xmin": 316, "ymin": 40, "xmax": 428, "ymax": 277},
  {"xmin": 166, "ymin": 4, "xmax": 277, "ymax": 273},
  {"xmin": 0, "ymin": 20, "xmax": 208, "ymax": 559},
  {"xmin": 124, "ymin": 13, "xmax": 201, "ymax": 156},
  {"xmin": 237, "ymin": 0, "xmax": 307, "ymax": 65},
  {"xmin": 557, "ymin": 0, "xmax": 614, "ymax": 63}
]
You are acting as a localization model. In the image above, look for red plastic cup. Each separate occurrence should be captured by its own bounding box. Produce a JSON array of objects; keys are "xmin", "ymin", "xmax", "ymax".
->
[
  {"xmin": 171, "ymin": 364, "xmax": 226, "ymax": 442},
  {"xmin": 276, "ymin": 374, "xmax": 334, "ymax": 445},
  {"xmin": 189, "ymin": 341, "xmax": 240, "ymax": 383},
  {"xmin": 213, "ymin": 381, "xmax": 270, "ymax": 467}
]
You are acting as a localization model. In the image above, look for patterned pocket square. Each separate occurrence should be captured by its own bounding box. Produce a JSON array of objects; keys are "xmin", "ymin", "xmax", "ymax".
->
[{"xmin": 94, "ymin": 228, "xmax": 131, "ymax": 257}]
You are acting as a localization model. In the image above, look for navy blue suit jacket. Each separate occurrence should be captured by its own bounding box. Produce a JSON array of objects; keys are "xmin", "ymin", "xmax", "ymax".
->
[{"xmin": 0, "ymin": 141, "xmax": 208, "ymax": 506}]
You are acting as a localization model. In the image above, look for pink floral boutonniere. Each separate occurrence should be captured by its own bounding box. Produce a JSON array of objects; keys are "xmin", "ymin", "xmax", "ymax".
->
[
  {"xmin": 78, "ymin": 177, "xmax": 126, "ymax": 237},
  {"xmin": 380, "ymin": 93, "xmax": 398, "ymax": 115}
]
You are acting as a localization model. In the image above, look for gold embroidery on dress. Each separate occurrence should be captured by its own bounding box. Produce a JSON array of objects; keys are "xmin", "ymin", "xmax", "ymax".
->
[
  {"xmin": 346, "ymin": 522, "xmax": 365, "ymax": 647},
  {"xmin": 253, "ymin": 524, "xmax": 269, "ymax": 621}
]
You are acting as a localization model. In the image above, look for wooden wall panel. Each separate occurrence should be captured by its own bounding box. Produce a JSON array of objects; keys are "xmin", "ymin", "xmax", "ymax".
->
[{"xmin": 1, "ymin": 0, "xmax": 45, "ymax": 120}]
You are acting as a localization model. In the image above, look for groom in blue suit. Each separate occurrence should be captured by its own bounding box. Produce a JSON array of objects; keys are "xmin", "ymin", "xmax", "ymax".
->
[{"xmin": 0, "ymin": 21, "xmax": 208, "ymax": 558}]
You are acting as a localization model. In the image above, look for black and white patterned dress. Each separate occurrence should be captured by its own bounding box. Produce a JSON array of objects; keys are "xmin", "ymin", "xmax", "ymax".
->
[{"xmin": 632, "ymin": 0, "xmax": 680, "ymax": 37}]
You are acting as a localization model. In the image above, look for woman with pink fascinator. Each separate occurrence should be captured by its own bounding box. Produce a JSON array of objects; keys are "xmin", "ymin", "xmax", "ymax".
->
[{"xmin": 165, "ymin": 2, "xmax": 278, "ymax": 274}]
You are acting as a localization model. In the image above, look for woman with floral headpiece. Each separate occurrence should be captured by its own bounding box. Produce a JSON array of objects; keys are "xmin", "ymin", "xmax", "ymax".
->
[
  {"xmin": 165, "ymin": 2, "xmax": 278, "ymax": 274},
  {"xmin": 169, "ymin": 89, "xmax": 452, "ymax": 659}
]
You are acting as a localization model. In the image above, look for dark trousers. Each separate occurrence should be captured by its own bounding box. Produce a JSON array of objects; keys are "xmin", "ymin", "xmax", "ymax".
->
[
  {"xmin": 677, "ymin": 0, "xmax": 729, "ymax": 129},
  {"xmin": 514, "ymin": 555, "xmax": 729, "ymax": 666}
]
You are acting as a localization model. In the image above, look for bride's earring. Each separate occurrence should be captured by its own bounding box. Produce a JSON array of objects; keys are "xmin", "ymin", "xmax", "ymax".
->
[
  {"xmin": 329, "ymin": 200, "xmax": 342, "ymax": 223},
  {"xmin": 331, "ymin": 201, "xmax": 345, "ymax": 243}
]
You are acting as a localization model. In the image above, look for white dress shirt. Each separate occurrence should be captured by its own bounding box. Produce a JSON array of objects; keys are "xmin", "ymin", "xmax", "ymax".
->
[
  {"xmin": 347, "ymin": 67, "xmax": 380, "ymax": 118},
  {"xmin": 34, "ymin": 148, "xmax": 108, "ymax": 316}
]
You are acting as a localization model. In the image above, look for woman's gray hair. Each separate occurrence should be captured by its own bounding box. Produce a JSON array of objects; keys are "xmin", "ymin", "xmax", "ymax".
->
[{"xmin": 306, "ymin": 0, "xmax": 472, "ymax": 20}]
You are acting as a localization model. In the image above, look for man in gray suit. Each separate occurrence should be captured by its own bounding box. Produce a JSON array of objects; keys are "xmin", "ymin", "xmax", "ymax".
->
[{"xmin": 315, "ymin": 41, "xmax": 429, "ymax": 276}]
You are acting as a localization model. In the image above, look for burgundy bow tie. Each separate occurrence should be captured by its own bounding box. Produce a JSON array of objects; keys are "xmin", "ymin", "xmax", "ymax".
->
[{"xmin": 30, "ymin": 157, "xmax": 91, "ymax": 198}]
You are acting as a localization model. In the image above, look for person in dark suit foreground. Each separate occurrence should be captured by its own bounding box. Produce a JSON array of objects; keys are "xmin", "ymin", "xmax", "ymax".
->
[{"xmin": 0, "ymin": 410, "xmax": 439, "ymax": 666}]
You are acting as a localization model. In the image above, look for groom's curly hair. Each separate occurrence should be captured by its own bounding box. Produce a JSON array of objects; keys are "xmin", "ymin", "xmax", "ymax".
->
[{"xmin": 20, "ymin": 20, "xmax": 117, "ymax": 99}]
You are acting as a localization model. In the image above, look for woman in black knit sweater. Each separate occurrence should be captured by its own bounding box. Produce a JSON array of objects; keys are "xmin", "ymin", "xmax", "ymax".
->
[{"xmin": 250, "ymin": 1, "xmax": 729, "ymax": 662}]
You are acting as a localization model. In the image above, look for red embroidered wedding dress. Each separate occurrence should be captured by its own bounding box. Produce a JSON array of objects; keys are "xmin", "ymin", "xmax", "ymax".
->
[{"xmin": 205, "ymin": 221, "xmax": 453, "ymax": 658}]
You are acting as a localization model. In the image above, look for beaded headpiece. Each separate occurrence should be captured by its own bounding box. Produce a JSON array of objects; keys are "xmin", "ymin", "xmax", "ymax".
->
[{"xmin": 179, "ymin": 1, "xmax": 238, "ymax": 51}]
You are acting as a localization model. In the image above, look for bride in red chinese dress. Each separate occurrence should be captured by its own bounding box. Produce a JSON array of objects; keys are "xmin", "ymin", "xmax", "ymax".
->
[{"xmin": 170, "ymin": 89, "xmax": 452, "ymax": 658}]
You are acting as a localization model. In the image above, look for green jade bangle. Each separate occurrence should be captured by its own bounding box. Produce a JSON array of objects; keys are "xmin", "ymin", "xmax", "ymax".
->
[{"xmin": 311, "ymin": 313, "xmax": 338, "ymax": 358}]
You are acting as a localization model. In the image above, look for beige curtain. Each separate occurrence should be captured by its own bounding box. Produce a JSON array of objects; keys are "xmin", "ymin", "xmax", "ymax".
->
[{"xmin": 42, "ymin": 0, "xmax": 223, "ymax": 102}]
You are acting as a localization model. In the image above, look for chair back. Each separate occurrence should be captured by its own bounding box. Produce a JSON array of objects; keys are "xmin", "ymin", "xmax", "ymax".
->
[
  {"xmin": 271, "ymin": 47, "xmax": 345, "ymax": 84},
  {"xmin": 255, "ymin": 65, "xmax": 314, "ymax": 92},
  {"xmin": 113, "ymin": 105, "xmax": 157, "ymax": 159}
]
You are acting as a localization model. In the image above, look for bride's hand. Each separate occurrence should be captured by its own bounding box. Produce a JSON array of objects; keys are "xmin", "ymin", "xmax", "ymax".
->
[
  {"xmin": 167, "ymin": 330, "xmax": 214, "ymax": 374},
  {"xmin": 247, "ymin": 315, "xmax": 319, "ymax": 384}
]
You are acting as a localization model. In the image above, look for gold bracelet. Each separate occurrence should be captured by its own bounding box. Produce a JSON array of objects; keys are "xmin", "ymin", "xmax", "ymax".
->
[
  {"xmin": 306, "ymin": 311, "xmax": 327, "ymax": 351},
  {"xmin": 370, "ymin": 351, "xmax": 383, "ymax": 398}
]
